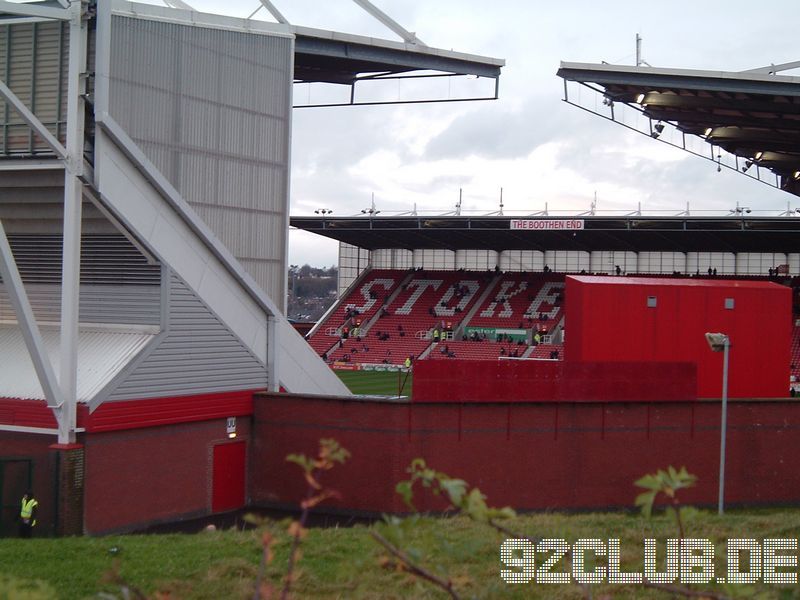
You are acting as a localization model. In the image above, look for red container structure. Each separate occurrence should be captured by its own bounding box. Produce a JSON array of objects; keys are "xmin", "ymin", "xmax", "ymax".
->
[{"xmin": 565, "ymin": 276, "xmax": 791, "ymax": 398}]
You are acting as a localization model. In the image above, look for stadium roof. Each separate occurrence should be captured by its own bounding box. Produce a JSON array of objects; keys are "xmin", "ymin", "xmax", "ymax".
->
[
  {"xmin": 290, "ymin": 214, "xmax": 800, "ymax": 254},
  {"xmin": 0, "ymin": 1, "xmax": 502, "ymax": 108},
  {"xmin": 293, "ymin": 26, "xmax": 503, "ymax": 86},
  {"xmin": 556, "ymin": 62, "xmax": 800, "ymax": 196}
]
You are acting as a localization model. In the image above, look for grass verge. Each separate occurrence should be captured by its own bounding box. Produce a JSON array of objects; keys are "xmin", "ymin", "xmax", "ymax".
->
[{"xmin": 2, "ymin": 509, "xmax": 800, "ymax": 599}]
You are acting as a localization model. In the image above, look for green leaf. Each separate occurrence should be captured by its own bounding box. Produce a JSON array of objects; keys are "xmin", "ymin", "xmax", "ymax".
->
[
  {"xmin": 396, "ymin": 480, "xmax": 416, "ymax": 511},
  {"xmin": 286, "ymin": 453, "xmax": 312, "ymax": 472},
  {"xmin": 635, "ymin": 490, "xmax": 657, "ymax": 518},
  {"xmin": 634, "ymin": 474, "xmax": 660, "ymax": 491},
  {"xmin": 464, "ymin": 488, "xmax": 489, "ymax": 522},
  {"xmin": 439, "ymin": 478, "xmax": 468, "ymax": 507}
]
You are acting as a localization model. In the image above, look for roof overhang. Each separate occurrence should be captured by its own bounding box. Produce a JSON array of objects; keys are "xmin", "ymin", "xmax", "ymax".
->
[
  {"xmin": 0, "ymin": 324, "xmax": 155, "ymax": 404},
  {"xmin": 291, "ymin": 214, "xmax": 800, "ymax": 254},
  {"xmin": 557, "ymin": 62, "xmax": 800, "ymax": 197},
  {"xmin": 293, "ymin": 25, "xmax": 503, "ymax": 84}
]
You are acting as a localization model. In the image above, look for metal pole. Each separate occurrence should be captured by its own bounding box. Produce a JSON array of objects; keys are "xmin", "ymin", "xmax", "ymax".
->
[
  {"xmin": 58, "ymin": 1, "xmax": 87, "ymax": 444},
  {"xmin": 718, "ymin": 338, "xmax": 730, "ymax": 514}
]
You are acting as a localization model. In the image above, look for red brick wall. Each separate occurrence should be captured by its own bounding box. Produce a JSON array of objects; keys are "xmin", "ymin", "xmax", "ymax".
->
[
  {"xmin": 251, "ymin": 393, "xmax": 800, "ymax": 514},
  {"xmin": 83, "ymin": 418, "xmax": 250, "ymax": 534}
]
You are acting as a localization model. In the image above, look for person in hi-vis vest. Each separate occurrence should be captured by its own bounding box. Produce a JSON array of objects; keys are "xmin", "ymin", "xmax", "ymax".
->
[{"xmin": 19, "ymin": 490, "xmax": 38, "ymax": 538}]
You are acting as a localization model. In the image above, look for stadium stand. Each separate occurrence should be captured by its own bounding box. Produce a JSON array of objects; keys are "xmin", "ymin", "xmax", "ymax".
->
[
  {"xmin": 427, "ymin": 339, "xmax": 529, "ymax": 360},
  {"xmin": 306, "ymin": 269, "xmax": 403, "ymax": 356},
  {"xmin": 468, "ymin": 272, "xmax": 565, "ymax": 338},
  {"xmin": 322, "ymin": 269, "xmax": 492, "ymax": 365}
]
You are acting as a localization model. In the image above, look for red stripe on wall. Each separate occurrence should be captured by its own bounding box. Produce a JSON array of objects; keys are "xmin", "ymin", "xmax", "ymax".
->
[
  {"xmin": 84, "ymin": 390, "xmax": 257, "ymax": 432},
  {"xmin": 0, "ymin": 398, "xmax": 60, "ymax": 428}
]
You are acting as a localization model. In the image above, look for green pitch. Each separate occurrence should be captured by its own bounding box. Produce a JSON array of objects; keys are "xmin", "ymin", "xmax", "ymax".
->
[{"xmin": 334, "ymin": 369, "xmax": 413, "ymax": 397}]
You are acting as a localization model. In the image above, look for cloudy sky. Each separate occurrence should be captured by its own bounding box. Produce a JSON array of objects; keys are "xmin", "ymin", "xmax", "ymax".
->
[{"xmin": 163, "ymin": 0, "xmax": 799, "ymax": 266}]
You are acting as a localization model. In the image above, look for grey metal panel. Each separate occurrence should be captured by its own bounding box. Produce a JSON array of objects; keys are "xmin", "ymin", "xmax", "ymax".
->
[
  {"xmin": 0, "ymin": 21, "xmax": 68, "ymax": 155},
  {"xmin": 0, "ymin": 283, "xmax": 160, "ymax": 325},
  {"xmin": 0, "ymin": 234, "xmax": 160, "ymax": 285},
  {"xmin": 107, "ymin": 273, "xmax": 267, "ymax": 401},
  {"xmin": 107, "ymin": 15, "xmax": 291, "ymax": 303}
]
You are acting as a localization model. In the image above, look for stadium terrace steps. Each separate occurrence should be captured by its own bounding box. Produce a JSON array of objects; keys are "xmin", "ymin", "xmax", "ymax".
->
[
  {"xmin": 328, "ymin": 336, "xmax": 431, "ymax": 366},
  {"xmin": 528, "ymin": 343, "xmax": 563, "ymax": 360},
  {"xmin": 343, "ymin": 270, "xmax": 492, "ymax": 361},
  {"xmin": 305, "ymin": 268, "xmax": 404, "ymax": 355},
  {"xmin": 427, "ymin": 340, "xmax": 529, "ymax": 361},
  {"xmin": 467, "ymin": 273, "xmax": 565, "ymax": 332}
]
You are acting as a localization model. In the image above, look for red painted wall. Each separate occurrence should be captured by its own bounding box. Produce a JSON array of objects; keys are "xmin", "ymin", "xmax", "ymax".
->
[
  {"xmin": 565, "ymin": 276, "xmax": 791, "ymax": 398},
  {"xmin": 413, "ymin": 359, "xmax": 696, "ymax": 402},
  {"xmin": 83, "ymin": 418, "xmax": 250, "ymax": 534},
  {"xmin": 251, "ymin": 393, "xmax": 800, "ymax": 514}
]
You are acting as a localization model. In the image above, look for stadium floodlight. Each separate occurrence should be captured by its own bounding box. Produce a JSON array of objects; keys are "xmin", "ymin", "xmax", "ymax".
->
[
  {"xmin": 651, "ymin": 121, "xmax": 665, "ymax": 139},
  {"xmin": 315, "ymin": 208, "xmax": 333, "ymax": 215},
  {"xmin": 742, "ymin": 159, "xmax": 753, "ymax": 173},
  {"xmin": 705, "ymin": 332, "xmax": 730, "ymax": 515},
  {"xmin": 704, "ymin": 127, "xmax": 713, "ymax": 137}
]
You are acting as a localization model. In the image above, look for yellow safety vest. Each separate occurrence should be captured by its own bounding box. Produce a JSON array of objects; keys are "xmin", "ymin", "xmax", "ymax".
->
[{"xmin": 20, "ymin": 498, "xmax": 37, "ymax": 525}]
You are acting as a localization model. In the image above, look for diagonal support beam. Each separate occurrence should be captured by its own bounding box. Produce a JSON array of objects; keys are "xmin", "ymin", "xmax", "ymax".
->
[
  {"xmin": 256, "ymin": 0, "xmax": 288, "ymax": 24},
  {"xmin": 0, "ymin": 1, "xmax": 70, "ymax": 20},
  {"xmin": 0, "ymin": 220, "xmax": 64, "ymax": 409},
  {"xmin": 350, "ymin": 0, "xmax": 426, "ymax": 46},
  {"xmin": 742, "ymin": 60, "xmax": 800, "ymax": 75},
  {"xmin": 0, "ymin": 79, "xmax": 67, "ymax": 158},
  {"xmin": 163, "ymin": 0, "xmax": 195, "ymax": 10}
]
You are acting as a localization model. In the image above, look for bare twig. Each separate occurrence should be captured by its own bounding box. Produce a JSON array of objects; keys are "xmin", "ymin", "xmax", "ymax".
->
[
  {"xmin": 487, "ymin": 518, "xmax": 539, "ymax": 545},
  {"xmin": 280, "ymin": 476, "xmax": 317, "ymax": 600},
  {"xmin": 371, "ymin": 530, "xmax": 461, "ymax": 600}
]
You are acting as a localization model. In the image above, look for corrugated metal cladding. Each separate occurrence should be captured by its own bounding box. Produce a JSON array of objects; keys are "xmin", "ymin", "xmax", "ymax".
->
[
  {"xmin": 0, "ymin": 325, "xmax": 153, "ymax": 402},
  {"xmin": 107, "ymin": 15, "xmax": 291, "ymax": 304},
  {"xmin": 0, "ymin": 233, "xmax": 161, "ymax": 325},
  {"xmin": 0, "ymin": 21, "xmax": 68, "ymax": 156},
  {"xmin": 0, "ymin": 283, "xmax": 160, "ymax": 326},
  {"xmin": 0, "ymin": 234, "xmax": 160, "ymax": 285},
  {"xmin": 106, "ymin": 273, "xmax": 267, "ymax": 402}
]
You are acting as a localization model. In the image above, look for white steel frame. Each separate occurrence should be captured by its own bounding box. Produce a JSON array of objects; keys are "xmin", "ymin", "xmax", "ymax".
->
[{"xmin": 0, "ymin": 0, "xmax": 88, "ymax": 443}]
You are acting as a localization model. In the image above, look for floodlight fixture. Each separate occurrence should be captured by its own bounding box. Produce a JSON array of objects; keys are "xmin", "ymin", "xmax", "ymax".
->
[
  {"xmin": 705, "ymin": 332, "xmax": 729, "ymax": 352},
  {"xmin": 704, "ymin": 127, "xmax": 713, "ymax": 137},
  {"xmin": 651, "ymin": 121, "xmax": 665, "ymax": 139},
  {"xmin": 314, "ymin": 208, "xmax": 333, "ymax": 215},
  {"xmin": 742, "ymin": 159, "xmax": 753, "ymax": 173},
  {"xmin": 793, "ymin": 171, "xmax": 800, "ymax": 180},
  {"xmin": 635, "ymin": 93, "xmax": 645, "ymax": 103},
  {"xmin": 755, "ymin": 151, "xmax": 764, "ymax": 161}
]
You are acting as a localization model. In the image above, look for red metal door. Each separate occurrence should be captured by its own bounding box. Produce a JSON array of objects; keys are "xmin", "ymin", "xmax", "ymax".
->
[{"xmin": 212, "ymin": 442, "xmax": 246, "ymax": 513}]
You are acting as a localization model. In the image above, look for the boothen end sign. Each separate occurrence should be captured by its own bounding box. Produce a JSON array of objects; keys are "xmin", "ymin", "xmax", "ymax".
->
[{"xmin": 510, "ymin": 219, "xmax": 585, "ymax": 230}]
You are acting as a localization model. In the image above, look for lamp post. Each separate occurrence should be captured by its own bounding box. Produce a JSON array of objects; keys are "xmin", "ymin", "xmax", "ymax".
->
[{"xmin": 705, "ymin": 332, "xmax": 730, "ymax": 515}]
